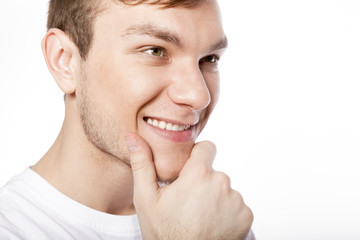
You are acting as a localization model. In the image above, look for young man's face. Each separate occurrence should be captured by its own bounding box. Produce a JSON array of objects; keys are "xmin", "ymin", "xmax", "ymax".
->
[{"xmin": 77, "ymin": 0, "xmax": 227, "ymax": 182}]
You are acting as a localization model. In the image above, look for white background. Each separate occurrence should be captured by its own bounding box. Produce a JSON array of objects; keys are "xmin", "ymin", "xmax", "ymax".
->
[{"xmin": 0, "ymin": 1, "xmax": 359, "ymax": 239}]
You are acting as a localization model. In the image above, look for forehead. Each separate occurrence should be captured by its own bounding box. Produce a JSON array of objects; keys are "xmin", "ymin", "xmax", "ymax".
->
[{"xmin": 94, "ymin": 0, "xmax": 225, "ymax": 49}]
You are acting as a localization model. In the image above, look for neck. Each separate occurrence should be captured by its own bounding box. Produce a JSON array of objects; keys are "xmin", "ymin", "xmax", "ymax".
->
[{"xmin": 32, "ymin": 96, "xmax": 135, "ymax": 215}]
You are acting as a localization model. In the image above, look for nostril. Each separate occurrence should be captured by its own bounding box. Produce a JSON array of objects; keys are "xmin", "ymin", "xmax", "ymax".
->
[{"xmin": 167, "ymin": 84, "xmax": 211, "ymax": 111}]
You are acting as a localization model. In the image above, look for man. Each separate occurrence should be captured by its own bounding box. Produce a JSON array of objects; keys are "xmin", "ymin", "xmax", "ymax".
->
[{"xmin": 0, "ymin": 0, "xmax": 254, "ymax": 239}]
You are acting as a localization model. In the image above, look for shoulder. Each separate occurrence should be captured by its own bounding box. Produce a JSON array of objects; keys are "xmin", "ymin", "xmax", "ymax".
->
[
  {"xmin": 0, "ymin": 176, "xmax": 26, "ymax": 239},
  {"xmin": 0, "ymin": 168, "xmax": 45, "ymax": 237}
]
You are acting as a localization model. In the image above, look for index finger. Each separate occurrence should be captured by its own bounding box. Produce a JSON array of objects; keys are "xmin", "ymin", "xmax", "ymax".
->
[{"xmin": 179, "ymin": 140, "xmax": 217, "ymax": 176}]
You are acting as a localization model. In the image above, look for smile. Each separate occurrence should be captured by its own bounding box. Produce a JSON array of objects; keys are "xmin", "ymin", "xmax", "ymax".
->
[{"xmin": 144, "ymin": 117, "xmax": 192, "ymax": 132}]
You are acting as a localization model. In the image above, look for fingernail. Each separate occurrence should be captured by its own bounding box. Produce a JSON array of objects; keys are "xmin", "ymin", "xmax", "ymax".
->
[{"xmin": 125, "ymin": 134, "xmax": 139, "ymax": 152}]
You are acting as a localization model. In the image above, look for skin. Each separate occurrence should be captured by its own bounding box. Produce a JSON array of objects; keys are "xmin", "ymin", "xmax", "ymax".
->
[{"xmin": 32, "ymin": 0, "xmax": 253, "ymax": 238}]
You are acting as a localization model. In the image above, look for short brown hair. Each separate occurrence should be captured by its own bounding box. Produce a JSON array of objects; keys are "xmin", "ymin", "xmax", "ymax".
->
[{"xmin": 47, "ymin": 0, "xmax": 205, "ymax": 59}]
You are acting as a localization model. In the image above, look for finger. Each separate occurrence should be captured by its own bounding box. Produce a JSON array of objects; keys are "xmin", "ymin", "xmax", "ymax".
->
[
  {"xmin": 180, "ymin": 140, "xmax": 217, "ymax": 176},
  {"xmin": 125, "ymin": 133, "xmax": 158, "ymax": 202}
]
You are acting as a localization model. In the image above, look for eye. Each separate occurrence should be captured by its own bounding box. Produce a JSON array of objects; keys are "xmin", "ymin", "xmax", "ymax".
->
[
  {"xmin": 201, "ymin": 54, "xmax": 220, "ymax": 63},
  {"xmin": 143, "ymin": 47, "xmax": 166, "ymax": 57}
]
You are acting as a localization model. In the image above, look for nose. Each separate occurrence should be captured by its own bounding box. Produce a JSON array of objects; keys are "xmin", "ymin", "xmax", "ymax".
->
[{"xmin": 167, "ymin": 62, "xmax": 211, "ymax": 111}]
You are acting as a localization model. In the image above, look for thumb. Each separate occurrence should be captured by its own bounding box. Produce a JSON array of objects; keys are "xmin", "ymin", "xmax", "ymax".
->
[{"xmin": 125, "ymin": 133, "xmax": 159, "ymax": 201}]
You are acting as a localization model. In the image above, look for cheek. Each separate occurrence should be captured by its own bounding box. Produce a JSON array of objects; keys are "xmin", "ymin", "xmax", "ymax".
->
[
  {"xmin": 193, "ymin": 73, "xmax": 219, "ymax": 135},
  {"xmin": 83, "ymin": 55, "xmax": 170, "ymax": 129},
  {"xmin": 203, "ymin": 72, "xmax": 220, "ymax": 116},
  {"xmin": 208, "ymin": 73, "xmax": 220, "ymax": 105}
]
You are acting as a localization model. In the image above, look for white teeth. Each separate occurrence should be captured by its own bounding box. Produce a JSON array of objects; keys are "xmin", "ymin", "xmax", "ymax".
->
[
  {"xmin": 145, "ymin": 118, "xmax": 191, "ymax": 132},
  {"xmin": 172, "ymin": 124, "xmax": 180, "ymax": 131},
  {"xmin": 166, "ymin": 123, "xmax": 173, "ymax": 130},
  {"xmin": 159, "ymin": 121, "xmax": 166, "ymax": 129}
]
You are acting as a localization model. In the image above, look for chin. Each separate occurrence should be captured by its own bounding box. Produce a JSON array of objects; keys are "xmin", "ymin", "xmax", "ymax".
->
[{"xmin": 150, "ymin": 143, "xmax": 194, "ymax": 183}]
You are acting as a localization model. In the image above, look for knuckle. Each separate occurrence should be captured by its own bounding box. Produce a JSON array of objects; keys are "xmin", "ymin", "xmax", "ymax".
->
[
  {"xmin": 130, "ymin": 159, "xmax": 146, "ymax": 172},
  {"xmin": 243, "ymin": 205, "xmax": 254, "ymax": 223},
  {"xmin": 215, "ymin": 171, "xmax": 231, "ymax": 190},
  {"xmin": 203, "ymin": 140, "xmax": 217, "ymax": 155},
  {"xmin": 195, "ymin": 141, "xmax": 217, "ymax": 156},
  {"xmin": 231, "ymin": 191, "xmax": 254, "ymax": 225},
  {"xmin": 232, "ymin": 190, "xmax": 245, "ymax": 205}
]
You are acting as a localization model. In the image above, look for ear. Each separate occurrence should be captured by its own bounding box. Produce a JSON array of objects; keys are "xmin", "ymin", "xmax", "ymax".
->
[{"xmin": 41, "ymin": 28, "xmax": 81, "ymax": 95}]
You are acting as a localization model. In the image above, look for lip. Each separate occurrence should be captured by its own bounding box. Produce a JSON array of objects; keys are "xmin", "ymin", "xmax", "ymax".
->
[{"xmin": 143, "ymin": 117, "xmax": 196, "ymax": 142}]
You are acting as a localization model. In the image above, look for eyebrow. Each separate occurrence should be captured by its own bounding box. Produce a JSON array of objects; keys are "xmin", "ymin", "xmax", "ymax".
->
[
  {"xmin": 123, "ymin": 24, "xmax": 184, "ymax": 47},
  {"xmin": 123, "ymin": 23, "xmax": 228, "ymax": 52},
  {"xmin": 209, "ymin": 36, "xmax": 228, "ymax": 52}
]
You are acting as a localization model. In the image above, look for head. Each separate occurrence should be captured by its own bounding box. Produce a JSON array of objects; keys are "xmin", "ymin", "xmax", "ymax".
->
[
  {"xmin": 43, "ymin": 0, "xmax": 227, "ymax": 182},
  {"xmin": 47, "ymin": 0, "xmax": 211, "ymax": 60}
]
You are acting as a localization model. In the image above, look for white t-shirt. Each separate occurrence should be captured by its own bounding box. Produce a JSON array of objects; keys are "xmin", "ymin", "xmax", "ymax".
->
[
  {"xmin": 0, "ymin": 168, "xmax": 255, "ymax": 240},
  {"xmin": 0, "ymin": 168, "xmax": 142, "ymax": 240}
]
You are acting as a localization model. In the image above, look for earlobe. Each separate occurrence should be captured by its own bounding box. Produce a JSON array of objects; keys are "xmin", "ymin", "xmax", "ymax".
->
[{"xmin": 41, "ymin": 28, "xmax": 81, "ymax": 95}]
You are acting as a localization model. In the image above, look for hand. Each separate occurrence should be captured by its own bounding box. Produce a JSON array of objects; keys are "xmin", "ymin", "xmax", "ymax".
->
[{"xmin": 126, "ymin": 133, "xmax": 253, "ymax": 240}]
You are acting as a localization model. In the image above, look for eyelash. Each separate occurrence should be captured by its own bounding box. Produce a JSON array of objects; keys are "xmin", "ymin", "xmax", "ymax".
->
[
  {"xmin": 143, "ymin": 47, "xmax": 167, "ymax": 58},
  {"xmin": 142, "ymin": 46, "xmax": 220, "ymax": 64},
  {"xmin": 200, "ymin": 54, "xmax": 220, "ymax": 64}
]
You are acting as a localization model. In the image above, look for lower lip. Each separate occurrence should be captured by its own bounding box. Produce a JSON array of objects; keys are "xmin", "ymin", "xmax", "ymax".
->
[{"xmin": 144, "ymin": 121, "xmax": 196, "ymax": 143}]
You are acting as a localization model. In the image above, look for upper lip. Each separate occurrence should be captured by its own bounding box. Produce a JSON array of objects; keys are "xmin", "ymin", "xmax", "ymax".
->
[{"xmin": 144, "ymin": 116, "xmax": 199, "ymax": 127}]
